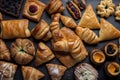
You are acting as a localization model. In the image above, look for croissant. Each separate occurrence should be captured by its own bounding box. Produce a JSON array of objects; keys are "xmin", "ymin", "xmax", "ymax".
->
[
  {"xmin": 31, "ymin": 19, "xmax": 52, "ymax": 41},
  {"xmin": 60, "ymin": 15, "xmax": 77, "ymax": 28},
  {"xmin": 0, "ymin": 19, "xmax": 31, "ymax": 39},
  {"xmin": 34, "ymin": 42, "xmax": 55, "ymax": 66},
  {"xmin": 22, "ymin": 66, "xmax": 45, "ymax": 80},
  {"xmin": 46, "ymin": 0, "xmax": 65, "ymax": 14},
  {"xmin": 75, "ymin": 27, "xmax": 99, "ymax": 44},
  {"xmin": 0, "ymin": 39, "xmax": 11, "ymax": 61}
]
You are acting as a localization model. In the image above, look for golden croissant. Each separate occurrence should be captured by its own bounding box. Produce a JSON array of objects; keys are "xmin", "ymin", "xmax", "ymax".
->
[
  {"xmin": 75, "ymin": 27, "xmax": 99, "ymax": 44},
  {"xmin": 0, "ymin": 19, "xmax": 31, "ymax": 39}
]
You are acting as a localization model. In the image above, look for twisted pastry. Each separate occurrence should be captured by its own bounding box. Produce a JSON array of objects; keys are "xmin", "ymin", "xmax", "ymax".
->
[
  {"xmin": 75, "ymin": 27, "xmax": 99, "ymax": 44},
  {"xmin": 31, "ymin": 19, "xmax": 52, "ymax": 41},
  {"xmin": 115, "ymin": 4, "xmax": 120, "ymax": 21}
]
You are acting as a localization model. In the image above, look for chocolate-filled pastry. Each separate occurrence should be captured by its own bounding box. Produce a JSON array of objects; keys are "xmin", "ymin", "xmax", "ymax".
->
[
  {"xmin": 78, "ymin": 4, "xmax": 100, "ymax": 29},
  {"xmin": 22, "ymin": 66, "xmax": 45, "ymax": 80},
  {"xmin": 0, "ymin": 39, "xmax": 11, "ymax": 61},
  {"xmin": 66, "ymin": 1, "xmax": 81, "ymax": 19},
  {"xmin": 34, "ymin": 42, "xmax": 55, "ymax": 66},
  {"xmin": 99, "ymin": 18, "xmax": 120, "ymax": 41},
  {"xmin": 105, "ymin": 62, "xmax": 120, "ymax": 77},
  {"xmin": 60, "ymin": 15, "xmax": 77, "ymax": 28},
  {"xmin": 0, "ymin": 19, "xmax": 31, "ymax": 39},
  {"xmin": 104, "ymin": 42, "xmax": 118, "ymax": 58},
  {"xmin": 73, "ymin": 0, "xmax": 86, "ymax": 10},
  {"xmin": 90, "ymin": 49, "xmax": 105, "ymax": 65},
  {"xmin": 23, "ymin": 0, "xmax": 46, "ymax": 22},
  {"xmin": 46, "ymin": 64, "xmax": 67, "ymax": 80},
  {"xmin": 31, "ymin": 19, "xmax": 52, "ymax": 41},
  {"xmin": 74, "ymin": 63, "xmax": 98, "ymax": 80},
  {"xmin": 75, "ymin": 27, "xmax": 99, "ymax": 44},
  {"xmin": 10, "ymin": 39, "xmax": 35, "ymax": 65},
  {"xmin": 46, "ymin": 0, "xmax": 65, "ymax": 14},
  {"xmin": 0, "ymin": 61, "xmax": 17, "ymax": 80},
  {"xmin": 52, "ymin": 27, "xmax": 88, "ymax": 68}
]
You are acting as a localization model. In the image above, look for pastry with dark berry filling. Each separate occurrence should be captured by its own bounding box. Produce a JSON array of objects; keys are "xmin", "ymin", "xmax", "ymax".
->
[
  {"xmin": 73, "ymin": 0, "xmax": 86, "ymax": 10},
  {"xmin": 23, "ymin": 0, "xmax": 46, "ymax": 22}
]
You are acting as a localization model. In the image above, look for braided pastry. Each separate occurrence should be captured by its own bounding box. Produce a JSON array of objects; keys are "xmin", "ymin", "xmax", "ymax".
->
[
  {"xmin": 75, "ymin": 27, "xmax": 99, "ymax": 44},
  {"xmin": 115, "ymin": 4, "xmax": 120, "ymax": 21},
  {"xmin": 97, "ymin": 0, "xmax": 115, "ymax": 18}
]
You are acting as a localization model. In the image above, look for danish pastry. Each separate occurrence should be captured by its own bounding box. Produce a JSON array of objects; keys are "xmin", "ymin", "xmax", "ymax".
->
[
  {"xmin": 0, "ymin": 39, "xmax": 11, "ymax": 61},
  {"xmin": 46, "ymin": 0, "xmax": 65, "ymax": 14},
  {"xmin": 31, "ymin": 19, "xmax": 52, "ymax": 41},
  {"xmin": 97, "ymin": 0, "xmax": 115, "ymax": 18},
  {"xmin": 75, "ymin": 27, "xmax": 99, "ymax": 44},
  {"xmin": 23, "ymin": 0, "xmax": 46, "ymax": 22},
  {"xmin": 60, "ymin": 15, "xmax": 77, "ymax": 28},
  {"xmin": 0, "ymin": 19, "xmax": 31, "ymax": 39},
  {"xmin": 46, "ymin": 64, "xmax": 67, "ymax": 80},
  {"xmin": 34, "ymin": 42, "xmax": 55, "ymax": 66},
  {"xmin": 78, "ymin": 4, "xmax": 100, "ymax": 29},
  {"xmin": 22, "ymin": 66, "xmax": 45, "ymax": 80},
  {"xmin": 73, "ymin": 0, "xmax": 86, "ymax": 10},
  {"xmin": 115, "ymin": 4, "xmax": 120, "ymax": 21},
  {"xmin": 10, "ymin": 39, "xmax": 35, "ymax": 65},
  {"xmin": 99, "ymin": 18, "xmax": 120, "ymax": 41},
  {"xmin": 0, "ymin": 61, "xmax": 17, "ymax": 80}
]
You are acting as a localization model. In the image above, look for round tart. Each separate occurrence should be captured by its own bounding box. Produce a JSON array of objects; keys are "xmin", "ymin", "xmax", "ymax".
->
[
  {"xmin": 90, "ymin": 49, "xmax": 105, "ymax": 65},
  {"xmin": 104, "ymin": 42, "xmax": 118, "ymax": 58},
  {"xmin": 105, "ymin": 62, "xmax": 120, "ymax": 76}
]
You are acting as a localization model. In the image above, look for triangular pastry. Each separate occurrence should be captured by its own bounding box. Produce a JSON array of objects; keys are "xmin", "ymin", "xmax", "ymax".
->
[
  {"xmin": 99, "ymin": 18, "xmax": 120, "ymax": 41},
  {"xmin": 78, "ymin": 4, "xmax": 100, "ymax": 29},
  {"xmin": 34, "ymin": 42, "xmax": 55, "ymax": 66},
  {"xmin": 46, "ymin": 64, "xmax": 67, "ymax": 80},
  {"xmin": 22, "ymin": 66, "xmax": 45, "ymax": 80}
]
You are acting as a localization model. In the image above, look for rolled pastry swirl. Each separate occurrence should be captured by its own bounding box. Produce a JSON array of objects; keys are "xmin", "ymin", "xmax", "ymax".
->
[
  {"xmin": 75, "ymin": 27, "xmax": 99, "ymax": 44},
  {"xmin": 0, "ymin": 19, "xmax": 31, "ymax": 39}
]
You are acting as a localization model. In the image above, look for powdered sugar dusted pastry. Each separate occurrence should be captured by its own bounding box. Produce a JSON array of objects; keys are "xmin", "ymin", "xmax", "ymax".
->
[
  {"xmin": 23, "ymin": 0, "xmax": 46, "ymax": 22},
  {"xmin": 34, "ymin": 42, "xmax": 55, "ymax": 66},
  {"xmin": 22, "ymin": 66, "xmax": 45, "ymax": 80},
  {"xmin": 10, "ymin": 39, "xmax": 35, "ymax": 65},
  {"xmin": 0, "ymin": 19, "xmax": 31, "ymax": 39},
  {"xmin": 0, "ymin": 39, "xmax": 11, "ymax": 61},
  {"xmin": 0, "ymin": 61, "xmax": 17, "ymax": 80},
  {"xmin": 46, "ymin": 64, "xmax": 67, "ymax": 80}
]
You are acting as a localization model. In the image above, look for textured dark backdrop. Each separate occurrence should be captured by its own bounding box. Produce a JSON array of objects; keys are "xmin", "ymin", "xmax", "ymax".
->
[{"xmin": 1, "ymin": 0, "xmax": 120, "ymax": 80}]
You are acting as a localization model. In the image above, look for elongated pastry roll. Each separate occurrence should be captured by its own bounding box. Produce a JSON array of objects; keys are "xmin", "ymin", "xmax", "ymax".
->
[
  {"xmin": 0, "ymin": 39, "xmax": 11, "ymax": 61},
  {"xmin": 35, "ymin": 42, "xmax": 55, "ymax": 66},
  {"xmin": 60, "ymin": 15, "xmax": 77, "ymax": 28},
  {"xmin": 22, "ymin": 66, "xmax": 45, "ymax": 80},
  {"xmin": 0, "ymin": 19, "xmax": 31, "ymax": 39},
  {"xmin": 31, "ymin": 19, "xmax": 52, "ymax": 41},
  {"xmin": 75, "ymin": 27, "xmax": 99, "ymax": 44}
]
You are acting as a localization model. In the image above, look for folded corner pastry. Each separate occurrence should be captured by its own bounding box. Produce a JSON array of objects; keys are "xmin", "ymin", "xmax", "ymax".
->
[
  {"xmin": 60, "ymin": 15, "xmax": 77, "ymax": 28},
  {"xmin": 31, "ymin": 19, "xmax": 52, "ymax": 41},
  {"xmin": 99, "ymin": 18, "xmax": 120, "ymax": 41},
  {"xmin": 0, "ymin": 19, "xmax": 31, "ymax": 39},
  {"xmin": 0, "ymin": 39, "xmax": 11, "ymax": 61},
  {"xmin": 0, "ymin": 61, "xmax": 17, "ymax": 80},
  {"xmin": 46, "ymin": 0, "xmax": 65, "ymax": 14},
  {"xmin": 22, "ymin": 66, "xmax": 45, "ymax": 80},
  {"xmin": 78, "ymin": 4, "xmax": 100, "ymax": 29},
  {"xmin": 34, "ymin": 42, "xmax": 55, "ymax": 66},
  {"xmin": 75, "ymin": 27, "xmax": 99, "ymax": 44},
  {"xmin": 46, "ymin": 64, "xmax": 67, "ymax": 80},
  {"xmin": 52, "ymin": 27, "xmax": 88, "ymax": 68}
]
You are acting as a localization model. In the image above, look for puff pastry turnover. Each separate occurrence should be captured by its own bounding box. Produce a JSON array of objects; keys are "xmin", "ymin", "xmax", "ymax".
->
[
  {"xmin": 22, "ymin": 66, "xmax": 45, "ymax": 80},
  {"xmin": 99, "ymin": 18, "xmax": 120, "ymax": 41},
  {"xmin": 46, "ymin": 64, "xmax": 67, "ymax": 80},
  {"xmin": 78, "ymin": 4, "xmax": 100, "ymax": 29},
  {"xmin": 35, "ymin": 42, "xmax": 55, "ymax": 66}
]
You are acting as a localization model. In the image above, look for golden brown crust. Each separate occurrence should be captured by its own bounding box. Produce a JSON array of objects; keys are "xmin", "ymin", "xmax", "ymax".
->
[
  {"xmin": 0, "ymin": 19, "xmax": 31, "ymax": 39},
  {"xmin": 35, "ymin": 42, "xmax": 55, "ymax": 66},
  {"xmin": 10, "ymin": 39, "xmax": 35, "ymax": 65},
  {"xmin": 23, "ymin": 0, "xmax": 46, "ymax": 22},
  {"xmin": 22, "ymin": 66, "xmax": 45, "ymax": 80},
  {"xmin": 115, "ymin": 4, "xmax": 120, "ymax": 21}
]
